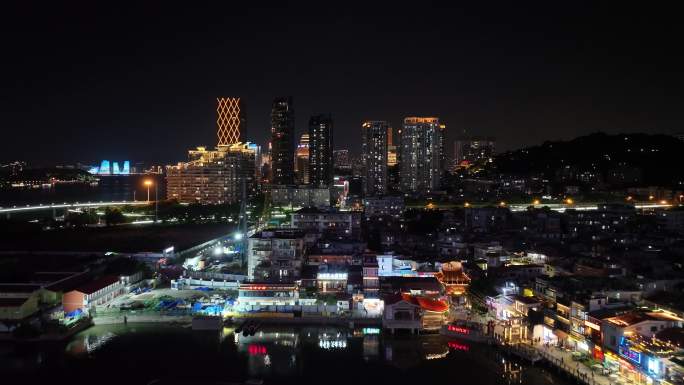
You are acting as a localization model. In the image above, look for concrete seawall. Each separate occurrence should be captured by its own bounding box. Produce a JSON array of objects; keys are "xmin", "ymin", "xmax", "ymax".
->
[
  {"xmin": 93, "ymin": 313, "xmax": 382, "ymax": 328},
  {"xmin": 93, "ymin": 314, "xmax": 192, "ymax": 325}
]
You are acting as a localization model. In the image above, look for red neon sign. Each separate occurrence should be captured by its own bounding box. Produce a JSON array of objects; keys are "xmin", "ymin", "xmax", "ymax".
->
[
  {"xmin": 448, "ymin": 325, "xmax": 470, "ymax": 334},
  {"xmin": 248, "ymin": 344, "xmax": 268, "ymax": 356},
  {"xmin": 448, "ymin": 341, "xmax": 470, "ymax": 351}
]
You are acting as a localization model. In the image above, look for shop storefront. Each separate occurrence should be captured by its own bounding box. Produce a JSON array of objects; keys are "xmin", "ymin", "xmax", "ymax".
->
[
  {"xmin": 568, "ymin": 334, "xmax": 590, "ymax": 353},
  {"xmin": 604, "ymin": 350, "xmax": 620, "ymax": 374},
  {"xmin": 542, "ymin": 325, "xmax": 558, "ymax": 345}
]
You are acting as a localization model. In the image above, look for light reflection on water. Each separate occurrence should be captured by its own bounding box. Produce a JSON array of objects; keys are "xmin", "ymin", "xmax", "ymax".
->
[{"xmin": 0, "ymin": 324, "xmax": 571, "ymax": 385}]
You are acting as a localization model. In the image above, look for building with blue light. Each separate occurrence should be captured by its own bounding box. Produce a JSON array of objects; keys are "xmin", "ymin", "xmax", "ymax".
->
[{"xmin": 89, "ymin": 160, "xmax": 131, "ymax": 175}]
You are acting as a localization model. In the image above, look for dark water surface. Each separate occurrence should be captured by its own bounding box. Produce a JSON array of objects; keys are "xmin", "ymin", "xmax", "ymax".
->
[
  {"xmin": 0, "ymin": 175, "xmax": 165, "ymax": 207},
  {"xmin": 1, "ymin": 324, "xmax": 570, "ymax": 385}
]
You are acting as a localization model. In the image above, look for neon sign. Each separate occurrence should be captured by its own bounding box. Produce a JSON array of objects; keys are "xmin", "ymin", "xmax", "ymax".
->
[
  {"xmin": 448, "ymin": 341, "xmax": 470, "ymax": 351},
  {"xmin": 447, "ymin": 325, "xmax": 470, "ymax": 334},
  {"xmin": 618, "ymin": 345, "xmax": 641, "ymax": 365},
  {"xmin": 248, "ymin": 344, "xmax": 267, "ymax": 356}
]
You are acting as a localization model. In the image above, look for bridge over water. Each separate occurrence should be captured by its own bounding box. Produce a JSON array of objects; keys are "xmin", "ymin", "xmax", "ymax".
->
[{"xmin": 0, "ymin": 201, "xmax": 149, "ymax": 218}]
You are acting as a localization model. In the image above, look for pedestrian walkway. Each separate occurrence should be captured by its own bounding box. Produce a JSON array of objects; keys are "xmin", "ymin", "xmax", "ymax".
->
[{"xmin": 536, "ymin": 345, "xmax": 617, "ymax": 385}]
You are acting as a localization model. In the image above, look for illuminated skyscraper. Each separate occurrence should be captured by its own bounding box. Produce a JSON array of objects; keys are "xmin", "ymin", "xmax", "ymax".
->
[
  {"xmin": 333, "ymin": 149, "xmax": 352, "ymax": 171},
  {"xmin": 387, "ymin": 126, "xmax": 397, "ymax": 167},
  {"xmin": 399, "ymin": 117, "xmax": 443, "ymax": 193},
  {"xmin": 271, "ymin": 97, "xmax": 295, "ymax": 185},
  {"xmin": 308, "ymin": 114, "xmax": 334, "ymax": 188},
  {"xmin": 362, "ymin": 121, "xmax": 388, "ymax": 196},
  {"xmin": 216, "ymin": 97, "xmax": 245, "ymax": 146},
  {"xmin": 295, "ymin": 134, "xmax": 310, "ymax": 185}
]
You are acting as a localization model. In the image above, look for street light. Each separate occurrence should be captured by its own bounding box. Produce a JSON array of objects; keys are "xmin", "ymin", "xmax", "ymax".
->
[
  {"xmin": 143, "ymin": 179, "xmax": 158, "ymax": 223},
  {"xmin": 533, "ymin": 199, "xmax": 541, "ymax": 205},
  {"xmin": 144, "ymin": 180, "xmax": 153, "ymax": 202},
  {"xmin": 234, "ymin": 232, "xmax": 244, "ymax": 241},
  {"xmin": 565, "ymin": 198, "xmax": 574, "ymax": 205}
]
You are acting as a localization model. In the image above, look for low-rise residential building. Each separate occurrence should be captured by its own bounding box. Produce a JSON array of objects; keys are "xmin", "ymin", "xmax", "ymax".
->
[
  {"xmin": 363, "ymin": 196, "xmax": 404, "ymax": 218},
  {"xmin": 247, "ymin": 229, "xmax": 306, "ymax": 281},
  {"xmin": 234, "ymin": 282, "xmax": 298, "ymax": 312},
  {"xmin": 290, "ymin": 207, "xmax": 360, "ymax": 237},
  {"xmin": 363, "ymin": 255, "xmax": 380, "ymax": 298}
]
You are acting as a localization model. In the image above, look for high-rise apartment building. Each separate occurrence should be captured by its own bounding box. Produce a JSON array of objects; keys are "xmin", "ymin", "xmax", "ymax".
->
[
  {"xmin": 387, "ymin": 126, "xmax": 398, "ymax": 167},
  {"xmin": 399, "ymin": 117, "xmax": 443, "ymax": 193},
  {"xmin": 166, "ymin": 143, "xmax": 258, "ymax": 204},
  {"xmin": 362, "ymin": 121, "xmax": 388, "ymax": 196},
  {"xmin": 295, "ymin": 134, "xmax": 310, "ymax": 185},
  {"xmin": 271, "ymin": 97, "xmax": 295, "ymax": 185},
  {"xmin": 454, "ymin": 136, "xmax": 496, "ymax": 167},
  {"xmin": 333, "ymin": 149, "xmax": 352, "ymax": 171},
  {"xmin": 216, "ymin": 97, "xmax": 245, "ymax": 146},
  {"xmin": 308, "ymin": 114, "xmax": 333, "ymax": 188}
]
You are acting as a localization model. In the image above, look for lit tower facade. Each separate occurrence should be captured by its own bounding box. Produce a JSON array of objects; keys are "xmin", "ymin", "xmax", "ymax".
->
[
  {"xmin": 295, "ymin": 134, "xmax": 310, "ymax": 185},
  {"xmin": 271, "ymin": 97, "xmax": 295, "ymax": 185},
  {"xmin": 216, "ymin": 97, "xmax": 245, "ymax": 146},
  {"xmin": 387, "ymin": 126, "xmax": 398, "ymax": 167},
  {"xmin": 362, "ymin": 121, "xmax": 388, "ymax": 196},
  {"xmin": 308, "ymin": 114, "xmax": 334, "ymax": 188},
  {"xmin": 399, "ymin": 117, "xmax": 442, "ymax": 193}
]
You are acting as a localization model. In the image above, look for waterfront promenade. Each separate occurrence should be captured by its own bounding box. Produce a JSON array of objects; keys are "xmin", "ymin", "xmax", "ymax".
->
[{"xmin": 536, "ymin": 344, "xmax": 612, "ymax": 385}]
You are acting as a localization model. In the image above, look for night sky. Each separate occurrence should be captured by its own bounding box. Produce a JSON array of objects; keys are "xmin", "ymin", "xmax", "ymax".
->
[{"xmin": 2, "ymin": 2, "xmax": 683, "ymax": 165}]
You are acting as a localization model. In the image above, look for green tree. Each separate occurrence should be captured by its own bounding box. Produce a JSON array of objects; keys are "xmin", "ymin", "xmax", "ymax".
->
[
  {"xmin": 104, "ymin": 207, "xmax": 126, "ymax": 226},
  {"xmin": 65, "ymin": 210, "xmax": 97, "ymax": 227}
]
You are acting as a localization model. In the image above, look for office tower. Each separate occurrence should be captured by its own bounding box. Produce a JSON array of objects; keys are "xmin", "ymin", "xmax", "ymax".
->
[
  {"xmin": 362, "ymin": 121, "xmax": 388, "ymax": 196},
  {"xmin": 295, "ymin": 134, "xmax": 310, "ymax": 185},
  {"xmin": 216, "ymin": 97, "xmax": 245, "ymax": 146},
  {"xmin": 454, "ymin": 136, "xmax": 496, "ymax": 166},
  {"xmin": 271, "ymin": 97, "xmax": 295, "ymax": 185},
  {"xmin": 333, "ymin": 149, "xmax": 352, "ymax": 171},
  {"xmin": 166, "ymin": 143, "xmax": 258, "ymax": 204},
  {"xmin": 399, "ymin": 117, "xmax": 443, "ymax": 193},
  {"xmin": 308, "ymin": 114, "xmax": 334, "ymax": 188},
  {"xmin": 387, "ymin": 126, "xmax": 398, "ymax": 167}
]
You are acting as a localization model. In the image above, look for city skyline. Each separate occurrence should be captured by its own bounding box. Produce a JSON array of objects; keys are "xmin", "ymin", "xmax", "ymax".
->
[
  {"xmin": 3, "ymin": 4, "xmax": 684, "ymax": 385},
  {"xmin": 2, "ymin": 3, "xmax": 683, "ymax": 164}
]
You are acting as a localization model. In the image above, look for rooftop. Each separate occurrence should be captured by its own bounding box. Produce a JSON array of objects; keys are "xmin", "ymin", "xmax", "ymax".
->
[
  {"xmin": 606, "ymin": 311, "xmax": 684, "ymax": 327},
  {"xmin": 294, "ymin": 207, "xmax": 347, "ymax": 215},
  {"xmin": 656, "ymin": 327, "xmax": 684, "ymax": 347},
  {"xmin": 0, "ymin": 283, "xmax": 43, "ymax": 294},
  {"xmin": 0, "ymin": 297, "xmax": 31, "ymax": 308},
  {"xmin": 251, "ymin": 229, "xmax": 306, "ymax": 239},
  {"xmin": 513, "ymin": 295, "xmax": 542, "ymax": 305},
  {"xmin": 73, "ymin": 275, "xmax": 120, "ymax": 294}
]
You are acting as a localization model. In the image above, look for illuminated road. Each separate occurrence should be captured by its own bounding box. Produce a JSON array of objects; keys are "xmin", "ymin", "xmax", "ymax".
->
[
  {"xmin": 0, "ymin": 201, "xmax": 149, "ymax": 214},
  {"xmin": 507, "ymin": 202, "xmax": 674, "ymax": 212},
  {"xmin": 1, "ymin": 200, "xmax": 675, "ymax": 215},
  {"xmin": 408, "ymin": 201, "xmax": 676, "ymax": 212}
]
